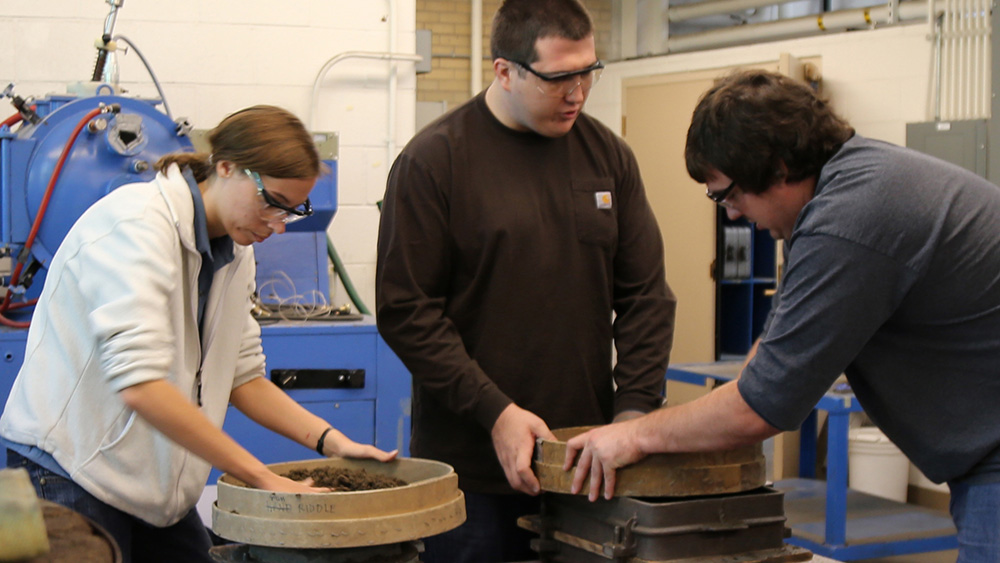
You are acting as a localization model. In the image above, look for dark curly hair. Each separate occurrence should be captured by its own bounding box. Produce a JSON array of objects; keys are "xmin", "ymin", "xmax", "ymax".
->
[{"xmin": 685, "ymin": 70, "xmax": 854, "ymax": 194}]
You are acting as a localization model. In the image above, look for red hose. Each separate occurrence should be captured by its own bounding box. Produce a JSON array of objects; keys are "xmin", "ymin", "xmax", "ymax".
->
[
  {"xmin": 0, "ymin": 107, "xmax": 104, "ymax": 326},
  {"xmin": 0, "ymin": 313, "xmax": 29, "ymax": 328},
  {"xmin": 0, "ymin": 299, "xmax": 37, "ymax": 328},
  {"xmin": 5, "ymin": 299, "xmax": 37, "ymax": 310},
  {"xmin": 1, "ymin": 112, "xmax": 22, "ymax": 129}
]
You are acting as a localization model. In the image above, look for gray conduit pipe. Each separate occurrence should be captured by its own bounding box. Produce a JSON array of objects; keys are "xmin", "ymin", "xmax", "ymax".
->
[
  {"xmin": 307, "ymin": 51, "xmax": 422, "ymax": 132},
  {"xmin": 669, "ymin": 0, "xmax": 804, "ymax": 22},
  {"xmin": 665, "ymin": 0, "xmax": 928, "ymax": 54}
]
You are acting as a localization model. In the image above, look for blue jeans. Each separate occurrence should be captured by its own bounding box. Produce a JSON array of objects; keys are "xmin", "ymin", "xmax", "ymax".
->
[
  {"xmin": 7, "ymin": 449, "xmax": 213, "ymax": 563},
  {"xmin": 421, "ymin": 492, "xmax": 541, "ymax": 563},
  {"xmin": 950, "ymin": 479, "xmax": 1000, "ymax": 563}
]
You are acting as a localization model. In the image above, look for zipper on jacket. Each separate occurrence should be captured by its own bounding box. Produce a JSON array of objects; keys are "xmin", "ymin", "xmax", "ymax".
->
[
  {"xmin": 195, "ymin": 369, "xmax": 203, "ymax": 406},
  {"xmin": 196, "ymin": 252, "xmax": 242, "ymax": 409}
]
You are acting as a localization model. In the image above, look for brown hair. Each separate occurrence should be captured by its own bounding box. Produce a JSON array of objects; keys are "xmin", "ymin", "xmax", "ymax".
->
[
  {"xmin": 490, "ymin": 0, "xmax": 593, "ymax": 64},
  {"xmin": 156, "ymin": 105, "xmax": 322, "ymax": 183},
  {"xmin": 685, "ymin": 69, "xmax": 854, "ymax": 194}
]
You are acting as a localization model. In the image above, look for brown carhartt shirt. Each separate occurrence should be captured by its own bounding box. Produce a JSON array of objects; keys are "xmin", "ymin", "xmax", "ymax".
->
[{"xmin": 376, "ymin": 91, "xmax": 676, "ymax": 493}]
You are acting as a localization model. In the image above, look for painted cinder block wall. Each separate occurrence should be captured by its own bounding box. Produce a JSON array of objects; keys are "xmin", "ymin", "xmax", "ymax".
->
[
  {"xmin": 586, "ymin": 24, "xmax": 934, "ymax": 146},
  {"xmin": 0, "ymin": 0, "xmax": 417, "ymax": 313},
  {"xmin": 415, "ymin": 2, "xmax": 933, "ymax": 168},
  {"xmin": 3, "ymin": 2, "xmax": 934, "ymax": 312}
]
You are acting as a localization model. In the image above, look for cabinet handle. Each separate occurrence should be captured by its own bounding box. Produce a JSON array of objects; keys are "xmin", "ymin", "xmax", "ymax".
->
[{"xmin": 271, "ymin": 369, "xmax": 365, "ymax": 389}]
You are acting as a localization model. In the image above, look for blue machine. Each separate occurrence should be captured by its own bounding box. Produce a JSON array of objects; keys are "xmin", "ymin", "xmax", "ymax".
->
[
  {"xmin": 0, "ymin": 88, "xmax": 411, "ymax": 479},
  {"xmin": 1, "ymin": 93, "xmax": 192, "ymax": 307}
]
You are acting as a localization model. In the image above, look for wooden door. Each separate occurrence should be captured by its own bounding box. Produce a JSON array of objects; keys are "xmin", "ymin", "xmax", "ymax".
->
[
  {"xmin": 623, "ymin": 56, "xmax": 816, "ymax": 364},
  {"xmin": 623, "ymin": 57, "xmax": 818, "ymax": 479}
]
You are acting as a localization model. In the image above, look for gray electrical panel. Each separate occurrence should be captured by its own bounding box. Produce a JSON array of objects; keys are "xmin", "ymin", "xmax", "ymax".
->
[
  {"xmin": 415, "ymin": 29, "xmax": 432, "ymax": 74},
  {"xmin": 905, "ymin": 120, "xmax": 987, "ymax": 178}
]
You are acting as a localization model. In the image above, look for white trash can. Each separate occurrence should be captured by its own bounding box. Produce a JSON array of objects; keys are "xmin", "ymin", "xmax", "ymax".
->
[{"xmin": 848, "ymin": 427, "xmax": 910, "ymax": 502}]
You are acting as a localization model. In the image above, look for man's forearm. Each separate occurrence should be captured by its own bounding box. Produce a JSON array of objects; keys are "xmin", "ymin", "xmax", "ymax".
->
[
  {"xmin": 635, "ymin": 380, "xmax": 778, "ymax": 454},
  {"xmin": 613, "ymin": 410, "xmax": 646, "ymax": 423}
]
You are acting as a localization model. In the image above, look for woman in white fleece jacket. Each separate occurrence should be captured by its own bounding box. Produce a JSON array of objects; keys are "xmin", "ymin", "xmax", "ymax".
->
[{"xmin": 0, "ymin": 105, "xmax": 396, "ymax": 563}]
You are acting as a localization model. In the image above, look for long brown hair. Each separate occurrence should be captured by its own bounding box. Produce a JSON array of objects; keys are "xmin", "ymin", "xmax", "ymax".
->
[{"xmin": 156, "ymin": 105, "xmax": 322, "ymax": 182}]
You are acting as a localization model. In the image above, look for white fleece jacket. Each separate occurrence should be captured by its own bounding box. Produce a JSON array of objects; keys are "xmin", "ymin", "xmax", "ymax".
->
[{"xmin": 0, "ymin": 165, "xmax": 264, "ymax": 526}]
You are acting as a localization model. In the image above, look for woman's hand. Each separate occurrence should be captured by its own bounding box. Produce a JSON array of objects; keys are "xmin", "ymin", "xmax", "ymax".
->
[
  {"xmin": 321, "ymin": 427, "xmax": 398, "ymax": 462},
  {"xmin": 251, "ymin": 470, "xmax": 334, "ymax": 493},
  {"xmin": 230, "ymin": 378, "xmax": 399, "ymax": 463}
]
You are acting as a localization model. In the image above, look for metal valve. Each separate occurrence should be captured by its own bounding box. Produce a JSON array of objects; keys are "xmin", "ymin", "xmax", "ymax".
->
[
  {"xmin": 174, "ymin": 117, "xmax": 193, "ymax": 137},
  {"xmin": 87, "ymin": 118, "xmax": 108, "ymax": 134}
]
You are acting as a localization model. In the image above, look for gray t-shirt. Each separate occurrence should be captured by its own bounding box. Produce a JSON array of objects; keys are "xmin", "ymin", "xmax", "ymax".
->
[{"xmin": 740, "ymin": 135, "xmax": 1000, "ymax": 484}]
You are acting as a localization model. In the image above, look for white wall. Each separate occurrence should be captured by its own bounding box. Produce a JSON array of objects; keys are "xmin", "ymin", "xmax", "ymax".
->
[
  {"xmin": 588, "ymin": 23, "xmax": 935, "ymax": 147},
  {"xmin": 0, "ymin": 0, "xmax": 418, "ymax": 312},
  {"xmin": 0, "ymin": 6, "xmax": 936, "ymax": 311}
]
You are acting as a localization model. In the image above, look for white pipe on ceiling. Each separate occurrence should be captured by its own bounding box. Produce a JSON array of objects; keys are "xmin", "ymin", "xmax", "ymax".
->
[
  {"xmin": 668, "ymin": 0, "xmax": 802, "ymax": 23},
  {"xmin": 665, "ymin": 0, "xmax": 928, "ymax": 53}
]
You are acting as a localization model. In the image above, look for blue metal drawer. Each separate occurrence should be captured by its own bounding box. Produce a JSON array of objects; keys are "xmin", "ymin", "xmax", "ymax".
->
[{"xmin": 261, "ymin": 322, "xmax": 378, "ymax": 403}]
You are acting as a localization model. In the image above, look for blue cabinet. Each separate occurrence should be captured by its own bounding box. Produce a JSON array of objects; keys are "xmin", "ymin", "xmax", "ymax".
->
[
  {"xmin": 0, "ymin": 331, "xmax": 26, "ymax": 411},
  {"xmin": 716, "ymin": 211, "xmax": 778, "ymax": 359}
]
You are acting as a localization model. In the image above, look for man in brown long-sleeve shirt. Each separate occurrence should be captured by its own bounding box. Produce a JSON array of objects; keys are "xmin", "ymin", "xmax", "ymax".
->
[{"xmin": 375, "ymin": 1, "xmax": 676, "ymax": 561}]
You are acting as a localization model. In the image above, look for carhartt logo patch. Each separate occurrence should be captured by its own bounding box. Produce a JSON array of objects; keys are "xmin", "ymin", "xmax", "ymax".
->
[{"xmin": 595, "ymin": 191, "xmax": 612, "ymax": 209}]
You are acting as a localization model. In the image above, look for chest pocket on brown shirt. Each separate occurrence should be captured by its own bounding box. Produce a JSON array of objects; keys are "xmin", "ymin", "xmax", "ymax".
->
[{"xmin": 572, "ymin": 178, "xmax": 617, "ymax": 247}]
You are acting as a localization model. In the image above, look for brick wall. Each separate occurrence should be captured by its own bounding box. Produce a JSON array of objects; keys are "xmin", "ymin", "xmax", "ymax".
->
[{"xmin": 416, "ymin": 0, "xmax": 613, "ymax": 109}]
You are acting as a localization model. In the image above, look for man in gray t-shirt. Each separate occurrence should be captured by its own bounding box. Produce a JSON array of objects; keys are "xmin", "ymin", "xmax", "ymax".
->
[{"xmin": 563, "ymin": 70, "xmax": 1000, "ymax": 563}]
